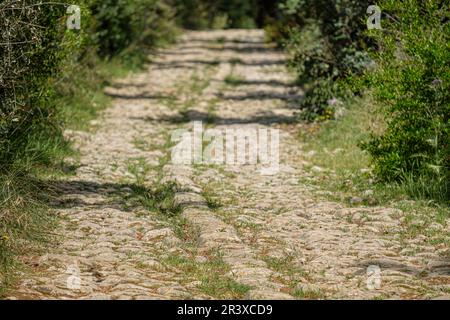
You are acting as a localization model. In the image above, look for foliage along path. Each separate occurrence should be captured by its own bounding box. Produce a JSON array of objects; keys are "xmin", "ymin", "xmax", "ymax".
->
[{"xmin": 7, "ymin": 30, "xmax": 449, "ymax": 300}]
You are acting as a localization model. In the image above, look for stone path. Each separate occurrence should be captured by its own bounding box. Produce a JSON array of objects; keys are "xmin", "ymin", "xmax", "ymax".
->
[{"xmin": 6, "ymin": 30, "xmax": 449, "ymax": 300}]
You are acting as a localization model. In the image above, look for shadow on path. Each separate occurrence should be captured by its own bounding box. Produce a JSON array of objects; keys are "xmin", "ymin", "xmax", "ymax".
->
[{"xmin": 132, "ymin": 109, "xmax": 298, "ymax": 126}]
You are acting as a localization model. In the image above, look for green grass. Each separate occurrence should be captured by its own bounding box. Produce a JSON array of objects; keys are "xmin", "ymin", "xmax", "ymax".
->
[
  {"xmin": 396, "ymin": 202, "xmax": 449, "ymax": 248},
  {"xmin": 126, "ymin": 157, "xmax": 152, "ymax": 185},
  {"xmin": 133, "ymin": 137, "xmax": 164, "ymax": 153},
  {"xmin": 301, "ymin": 94, "xmax": 449, "ymax": 244},
  {"xmin": 204, "ymin": 98, "xmax": 220, "ymax": 125},
  {"xmin": 131, "ymin": 134, "xmax": 200, "ymax": 246},
  {"xmin": 300, "ymin": 95, "xmax": 381, "ymax": 176},
  {"xmin": 262, "ymin": 254, "xmax": 317, "ymax": 298},
  {"xmin": 201, "ymin": 186, "xmax": 222, "ymax": 211},
  {"xmin": 125, "ymin": 132, "xmax": 182, "ymax": 218},
  {"xmin": 292, "ymin": 287, "xmax": 327, "ymax": 299},
  {"xmin": 228, "ymin": 58, "xmax": 244, "ymax": 65},
  {"xmin": 188, "ymin": 72, "xmax": 212, "ymax": 95},
  {"xmin": 263, "ymin": 253, "xmax": 329, "ymax": 299},
  {"xmin": 134, "ymin": 182, "xmax": 181, "ymax": 217},
  {"xmin": 302, "ymin": 95, "xmax": 449, "ymax": 203},
  {"xmin": 57, "ymin": 56, "xmax": 141, "ymax": 131},
  {"xmin": 0, "ymin": 171, "xmax": 58, "ymax": 295},
  {"xmin": 215, "ymin": 37, "xmax": 227, "ymax": 44},
  {"xmin": 163, "ymin": 252, "xmax": 251, "ymax": 299},
  {"xmin": 122, "ymin": 150, "xmax": 181, "ymax": 218},
  {"xmin": 224, "ymin": 74, "xmax": 246, "ymax": 87},
  {"xmin": 162, "ymin": 67, "xmax": 215, "ymax": 116}
]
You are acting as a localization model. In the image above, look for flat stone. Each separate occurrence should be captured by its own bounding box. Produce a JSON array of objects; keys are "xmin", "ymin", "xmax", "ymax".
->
[{"xmin": 142, "ymin": 228, "xmax": 173, "ymax": 241}]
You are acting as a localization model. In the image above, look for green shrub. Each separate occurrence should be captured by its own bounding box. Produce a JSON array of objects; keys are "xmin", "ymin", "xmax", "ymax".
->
[
  {"xmin": 174, "ymin": 0, "xmax": 263, "ymax": 30},
  {"xmin": 0, "ymin": 1, "xmax": 82, "ymax": 172},
  {"xmin": 173, "ymin": 0, "xmax": 211, "ymax": 29},
  {"xmin": 274, "ymin": 0, "xmax": 448, "ymax": 202},
  {"xmin": 91, "ymin": 0, "xmax": 176, "ymax": 58},
  {"xmin": 275, "ymin": 0, "xmax": 372, "ymax": 120},
  {"xmin": 0, "ymin": 0, "xmax": 178, "ymax": 172},
  {"xmin": 360, "ymin": 0, "xmax": 449, "ymax": 199}
]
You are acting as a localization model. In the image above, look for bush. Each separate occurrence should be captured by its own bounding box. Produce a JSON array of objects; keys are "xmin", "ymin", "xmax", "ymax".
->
[
  {"xmin": 274, "ymin": 0, "xmax": 448, "ymax": 202},
  {"xmin": 274, "ymin": 0, "xmax": 372, "ymax": 120},
  {"xmin": 361, "ymin": 0, "xmax": 449, "ymax": 195},
  {"xmin": 174, "ymin": 0, "xmax": 269, "ymax": 30},
  {"xmin": 275, "ymin": 0, "xmax": 448, "ymax": 201},
  {"xmin": 91, "ymin": 0, "xmax": 176, "ymax": 58},
  {"xmin": 0, "ymin": 0, "xmax": 179, "ymax": 171},
  {"xmin": 0, "ymin": 1, "xmax": 81, "ymax": 173}
]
